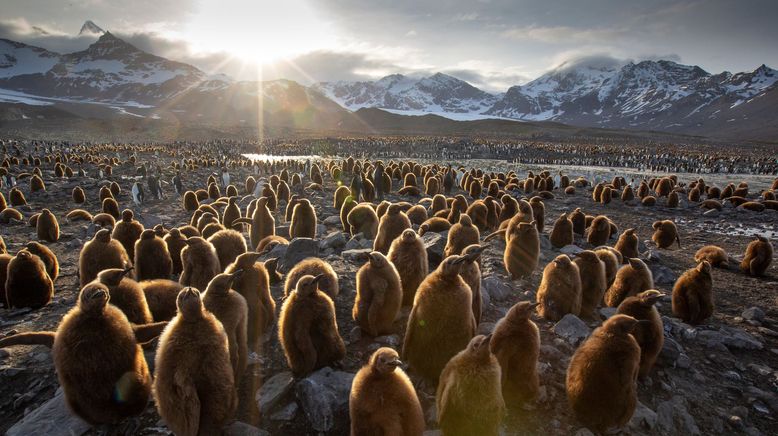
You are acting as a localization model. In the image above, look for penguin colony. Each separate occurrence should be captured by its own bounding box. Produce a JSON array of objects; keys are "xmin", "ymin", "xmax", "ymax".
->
[{"xmin": 0, "ymin": 143, "xmax": 774, "ymax": 435}]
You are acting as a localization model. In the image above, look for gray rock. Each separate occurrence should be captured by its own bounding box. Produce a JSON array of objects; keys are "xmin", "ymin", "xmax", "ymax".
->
[
  {"xmin": 703, "ymin": 209, "xmax": 720, "ymax": 217},
  {"xmin": 256, "ymin": 371, "xmax": 294, "ymax": 415},
  {"xmin": 374, "ymin": 334, "xmax": 401, "ymax": 347},
  {"xmin": 322, "ymin": 215, "xmax": 341, "ymax": 225},
  {"xmin": 646, "ymin": 248, "xmax": 662, "ymax": 262},
  {"xmin": 343, "ymin": 235, "xmax": 363, "ymax": 251},
  {"xmin": 482, "ymin": 277, "xmax": 512, "ymax": 301},
  {"xmin": 560, "ymin": 244, "xmax": 584, "ymax": 256},
  {"xmin": 271, "ymin": 402, "xmax": 298, "ymax": 421},
  {"xmin": 574, "ymin": 429, "xmax": 595, "ymax": 436},
  {"xmin": 539, "ymin": 234, "xmax": 552, "ymax": 250},
  {"xmin": 276, "ymin": 225, "xmax": 291, "ymax": 239},
  {"xmin": 139, "ymin": 213, "xmax": 164, "ymax": 228},
  {"xmin": 316, "ymin": 224, "xmax": 327, "ymax": 237},
  {"xmin": 599, "ymin": 307, "xmax": 617, "ymax": 319},
  {"xmin": 650, "ymin": 264, "xmax": 677, "ymax": 285},
  {"xmin": 553, "ymin": 314, "xmax": 590, "ymax": 345},
  {"xmin": 742, "ymin": 307, "xmax": 765, "ymax": 322},
  {"xmin": 342, "ymin": 248, "xmax": 371, "ymax": 263},
  {"xmin": 224, "ymin": 421, "xmax": 270, "ymax": 436},
  {"xmin": 7, "ymin": 388, "xmax": 91, "ymax": 436},
  {"xmin": 628, "ymin": 401, "xmax": 658, "ymax": 432},
  {"xmin": 656, "ymin": 396, "xmax": 700, "ymax": 435},
  {"xmin": 422, "ymin": 232, "xmax": 446, "ymax": 267},
  {"xmin": 658, "ymin": 337, "xmax": 684, "ymax": 366},
  {"xmin": 676, "ymin": 353, "xmax": 691, "ymax": 369},
  {"xmin": 295, "ymin": 367, "xmax": 355, "ymax": 432},
  {"xmin": 320, "ymin": 231, "xmax": 346, "ymax": 251},
  {"xmin": 477, "ymin": 322, "xmax": 496, "ymax": 335},
  {"xmin": 266, "ymin": 242, "xmax": 288, "ymax": 260},
  {"xmin": 280, "ymin": 238, "xmax": 319, "ymax": 272}
]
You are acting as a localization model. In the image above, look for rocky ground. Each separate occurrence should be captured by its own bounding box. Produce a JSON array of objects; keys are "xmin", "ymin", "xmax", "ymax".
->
[{"xmin": 0, "ymin": 153, "xmax": 776, "ymax": 436}]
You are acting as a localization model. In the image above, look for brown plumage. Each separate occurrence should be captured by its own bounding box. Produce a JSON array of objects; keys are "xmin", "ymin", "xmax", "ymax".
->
[
  {"xmin": 437, "ymin": 334, "xmax": 505, "ymax": 436},
  {"xmin": 348, "ymin": 203, "xmax": 380, "ymax": 239},
  {"xmin": 374, "ymin": 203, "xmax": 412, "ymax": 254},
  {"xmin": 71, "ymin": 186, "xmax": 85, "ymax": 203},
  {"xmin": 225, "ymin": 252, "xmax": 275, "ymax": 351},
  {"xmin": 5, "ymin": 249, "xmax": 54, "ymax": 309},
  {"xmin": 444, "ymin": 214, "xmax": 480, "ymax": 259},
  {"xmin": 586, "ymin": 215, "xmax": 611, "ymax": 246},
  {"xmin": 202, "ymin": 271, "xmax": 249, "ymax": 389},
  {"xmin": 694, "ymin": 245, "xmax": 729, "ymax": 268},
  {"xmin": 154, "ymin": 288, "xmax": 236, "ymax": 436},
  {"xmin": 614, "ymin": 228, "xmax": 639, "ymax": 261},
  {"xmin": 280, "ymin": 254, "xmax": 340, "ymax": 299},
  {"xmin": 672, "ymin": 261, "xmax": 714, "ymax": 324},
  {"xmin": 536, "ymin": 254, "xmax": 582, "ymax": 321},
  {"xmin": 349, "ymin": 347, "xmax": 424, "ymax": 436},
  {"xmin": 140, "ymin": 279, "xmax": 182, "ymax": 321},
  {"xmin": 594, "ymin": 247, "xmax": 619, "ymax": 286},
  {"xmin": 95, "ymin": 267, "xmax": 154, "ymax": 324},
  {"xmin": 36, "ymin": 209, "xmax": 59, "ymax": 242},
  {"xmin": 574, "ymin": 250, "xmax": 607, "ymax": 319},
  {"xmin": 79, "ymin": 229, "xmax": 131, "ymax": 287},
  {"xmin": 179, "ymin": 237, "xmax": 221, "ymax": 292},
  {"xmin": 102, "ymin": 197, "xmax": 120, "ymax": 219},
  {"xmin": 403, "ymin": 255, "xmax": 476, "ymax": 383},
  {"xmin": 740, "ymin": 235, "xmax": 773, "ymax": 276},
  {"xmin": 652, "ymin": 220, "xmax": 681, "ymax": 249},
  {"xmin": 490, "ymin": 301, "xmax": 540, "ymax": 407},
  {"xmin": 353, "ymin": 251, "xmax": 403, "ymax": 336},
  {"xmin": 92, "ymin": 212, "xmax": 116, "ymax": 228},
  {"xmin": 387, "ymin": 228, "xmax": 429, "ymax": 307},
  {"xmin": 418, "ymin": 217, "xmax": 452, "ymax": 235},
  {"xmin": 549, "ymin": 212, "xmax": 573, "ymax": 248},
  {"xmin": 566, "ymin": 314, "xmax": 640, "ymax": 433},
  {"xmin": 163, "ymin": 228, "xmax": 187, "ymax": 275},
  {"xmin": 66, "ymin": 209, "xmax": 93, "ymax": 222},
  {"xmin": 604, "ymin": 258, "xmax": 654, "ymax": 307},
  {"xmin": 504, "ymin": 221, "xmax": 540, "ymax": 280},
  {"xmin": 134, "ymin": 229, "xmax": 173, "ymax": 281},
  {"xmin": 25, "ymin": 241, "xmax": 58, "ymax": 281},
  {"xmin": 183, "ymin": 191, "xmax": 199, "ymax": 211},
  {"xmin": 207, "ymin": 229, "xmax": 247, "ymax": 271},
  {"xmin": 235, "ymin": 197, "xmax": 274, "ymax": 251},
  {"xmin": 112, "ymin": 210, "xmax": 145, "ymax": 261},
  {"xmin": 459, "ymin": 244, "xmax": 485, "ymax": 325},
  {"xmin": 279, "ymin": 275, "xmax": 346, "ymax": 377},
  {"xmin": 617, "ymin": 290, "xmax": 665, "ymax": 377},
  {"xmin": 569, "ymin": 208, "xmax": 586, "ymax": 235},
  {"xmin": 290, "ymin": 198, "xmax": 317, "ymax": 239}
]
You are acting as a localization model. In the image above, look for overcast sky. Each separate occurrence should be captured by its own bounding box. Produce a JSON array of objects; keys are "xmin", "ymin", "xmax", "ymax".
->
[{"xmin": 2, "ymin": 0, "xmax": 777, "ymax": 91}]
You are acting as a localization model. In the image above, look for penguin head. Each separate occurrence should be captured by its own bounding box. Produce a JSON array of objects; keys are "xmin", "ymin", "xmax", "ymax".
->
[
  {"xmin": 461, "ymin": 244, "xmax": 484, "ymax": 263},
  {"xmin": 94, "ymin": 229, "xmax": 112, "ymax": 243},
  {"xmin": 636, "ymin": 289, "xmax": 665, "ymax": 306},
  {"xmin": 466, "ymin": 334, "xmax": 493, "ymax": 360},
  {"xmin": 370, "ymin": 347, "xmax": 402, "ymax": 375},
  {"xmin": 295, "ymin": 274, "xmax": 324, "ymax": 297},
  {"xmin": 400, "ymin": 228, "xmax": 417, "ymax": 242},
  {"xmin": 696, "ymin": 260, "xmax": 712, "ymax": 275},
  {"xmin": 458, "ymin": 214, "xmax": 472, "ymax": 226},
  {"xmin": 574, "ymin": 250, "xmax": 600, "ymax": 265},
  {"xmin": 236, "ymin": 251, "xmax": 262, "ymax": 267},
  {"xmin": 365, "ymin": 251, "xmax": 388, "ymax": 268},
  {"xmin": 140, "ymin": 229, "xmax": 156, "ymax": 240},
  {"xmin": 205, "ymin": 272, "xmax": 238, "ymax": 295},
  {"xmin": 627, "ymin": 258, "xmax": 646, "ymax": 271},
  {"xmin": 441, "ymin": 254, "xmax": 467, "ymax": 276},
  {"xmin": 177, "ymin": 287, "xmax": 204, "ymax": 318},
  {"xmin": 97, "ymin": 267, "xmax": 133, "ymax": 287},
  {"xmin": 602, "ymin": 314, "xmax": 640, "ymax": 336},
  {"xmin": 79, "ymin": 283, "xmax": 110, "ymax": 311},
  {"xmin": 506, "ymin": 301, "xmax": 539, "ymax": 322},
  {"xmin": 552, "ymin": 254, "xmax": 572, "ymax": 267}
]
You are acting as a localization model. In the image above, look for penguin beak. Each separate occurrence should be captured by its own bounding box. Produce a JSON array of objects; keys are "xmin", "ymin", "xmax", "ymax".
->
[
  {"xmin": 389, "ymin": 358, "xmax": 403, "ymax": 367},
  {"xmin": 312, "ymin": 274, "xmax": 325, "ymax": 285},
  {"xmin": 529, "ymin": 302, "xmax": 541, "ymax": 310},
  {"xmin": 646, "ymin": 292, "xmax": 666, "ymax": 303},
  {"xmin": 230, "ymin": 269, "xmax": 244, "ymax": 280},
  {"xmin": 122, "ymin": 266, "xmax": 135, "ymax": 277},
  {"xmin": 91, "ymin": 289, "xmax": 108, "ymax": 300},
  {"xmin": 450, "ymin": 256, "xmax": 467, "ymax": 265}
]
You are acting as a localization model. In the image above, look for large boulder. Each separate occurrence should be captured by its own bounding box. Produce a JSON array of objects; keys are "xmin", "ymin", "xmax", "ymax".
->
[
  {"xmin": 295, "ymin": 367, "xmax": 355, "ymax": 432},
  {"xmin": 6, "ymin": 388, "xmax": 91, "ymax": 436},
  {"xmin": 280, "ymin": 238, "xmax": 319, "ymax": 272}
]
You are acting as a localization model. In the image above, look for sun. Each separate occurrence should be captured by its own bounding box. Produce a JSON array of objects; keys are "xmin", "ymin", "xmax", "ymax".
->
[{"xmin": 182, "ymin": 0, "xmax": 338, "ymax": 65}]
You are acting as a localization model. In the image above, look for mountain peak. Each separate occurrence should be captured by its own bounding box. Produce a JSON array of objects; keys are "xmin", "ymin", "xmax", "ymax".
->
[{"xmin": 79, "ymin": 20, "xmax": 104, "ymax": 36}]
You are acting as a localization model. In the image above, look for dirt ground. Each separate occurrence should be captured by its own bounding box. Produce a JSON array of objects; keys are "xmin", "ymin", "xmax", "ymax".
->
[{"xmin": 0, "ymin": 153, "xmax": 776, "ymax": 435}]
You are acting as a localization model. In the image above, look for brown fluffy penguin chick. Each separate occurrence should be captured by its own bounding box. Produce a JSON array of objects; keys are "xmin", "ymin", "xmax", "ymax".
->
[
  {"xmin": 604, "ymin": 258, "xmax": 654, "ymax": 307},
  {"xmin": 354, "ymin": 251, "xmax": 403, "ymax": 336},
  {"xmin": 290, "ymin": 198, "xmax": 317, "ymax": 238},
  {"xmin": 617, "ymin": 290, "xmax": 665, "ymax": 377},
  {"xmin": 444, "ymin": 214, "xmax": 480, "ymax": 258},
  {"xmin": 347, "ymin": 203, "xmax": 380, "ymax": 239},
  {"xmin": 549, "ymin": 212, "xmax": 573, "ymax": 248},
  {"xmin": 536, "ymin": 254, "xmax": 582, "ymax": 321},
  {"xmin": 373, "ymin": 203, "xmax": 412, "ymax": 254},
  {"xmin": 504, "ymin": 221, "xmax": 540, "ymax": 280},
  {"xmin": 614, "ymin": 228, "xmax": 639, "ymax": 262},
  {"xmin": 5, "ymin": 249, "xmax": 54, "ymax": 309},
  {"xmin": 66, "ymin": 209, "xmax": 93, "ymax": 222},
  {"xmin": 418, "ymin": 217, "xmax": 452, "ymax": 235},
  {"xmin": 25, "ymin": 241, "xmax": 58, "ymax": 281},
  {"xmin": 179, "ymin": 237, "xmax": 221, "ymax": 292},
  {"xmin": 283, "ymin": 257, "xmax": 339, "ymax": 298},
  {"xmin": 154, "ymin": 288, "xmax": 236, "ymax": 436},
  {"xmin": 459, "ymin": 244, "xmax": 485, "ymax": 324},
  {"xmin": 595, "ymin": 247, "xmax": 620, "ymax": 286},
  {"xmin": 264, "ymin": 257, "xmax": 283, "ymax": 285},
  {"xmin": 134, "ymin": 229, "xmax": 173, "ymax": 281},
  {"xmin": 235, "ymin": 196, "xmax": 274, "ymax": 251},
  {"xmin": 0, "ymin": 283, "xmax": 162, "ymax": 424},
  {"xmin": 652, "ymin": 220, "xmax": 681, "ymax": 249},
  {"xmin": 79, "ymin": 229, "xmax": 131, "ymax": 287},
  {"xmin": 574, "ymin": 250, "xmax": 607, "ymax": 320},
  {"xmin": 207, "ymin": 228, "xmax": 247, "ymax": 271},
  {"xmin": 586, "ymin": 215, "xmax": 611, "ymax": 246},
  {"xmin": 36, "ymin": 208, "xmax": 59, "ymax": 242},
  {"xmin": 225, "ymin": 252, "xmax": 274, "ymax": 351},
  {"xmin": 388, "ymin": 228, "xmax": 429, "ymax": 307},
  {"xmin": 202, "ymin": 271, "xmax": 249, "ymax": 389},
  {"xmin": 72, "ymin": 186, "xmax": 86, "ymax": 204},
  {"xmin": 740, "ymin": 235, "xmax": 773, "ymax": 276},
  {"xmin": 403, "ymin": 255, "xmax": 476, "ymax": 384},
  {"xmin": 140, "ymin": 279, "xmax": 183, "ymax": 321},
  {"xmin": 163, "ymin": 228, "xmax": 187, "ymax": 275},
  {"xmin": 490, "ymin": 301, "xmax": 540, "ymax": 407},
  {"xmin": 694, "ymin": 245, "xmax": 729, "ymax": 268},
  {"xmin": 672, "ymin": 261, "xmax": 714, "ymax": 325},
  {"xmin": 566, "ymin": 315, "xmax": 640, "ymax": 433},
  {"xmin": 569, "ymin": 208, "xmax": 586, "ymax": 235},
  {"xmin": 112, "ymin": 210, "xmax": 145, "ymax": 261},
  {"xmin": 95, "ymin": 267, "xmax": 154, "ymax": 324},
  {"xmin": 437, "ymin": 334, "xmax": 505, "ymax": 436},
  {"xmin": 349, "ymin": 347, "xmax": 425, "ymax": 436},
  {"xmin": 279, "ymin": 275, "xmax": 346, "ymax": 377}
]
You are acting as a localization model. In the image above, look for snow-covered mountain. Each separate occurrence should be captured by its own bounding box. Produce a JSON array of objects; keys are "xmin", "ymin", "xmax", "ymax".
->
[
  {"xmin": 79, "ymin": 20, "xmax": 105, "ymax": 36},
  {"xmin": 314, "ymin": 72, "xmax": 499, "ymax": 114}
]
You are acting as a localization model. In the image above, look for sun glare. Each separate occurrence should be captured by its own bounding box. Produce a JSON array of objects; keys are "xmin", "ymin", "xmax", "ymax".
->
[{"xmin": 182, "ymin": 0, "xmax": 338, "ymax": 65}]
